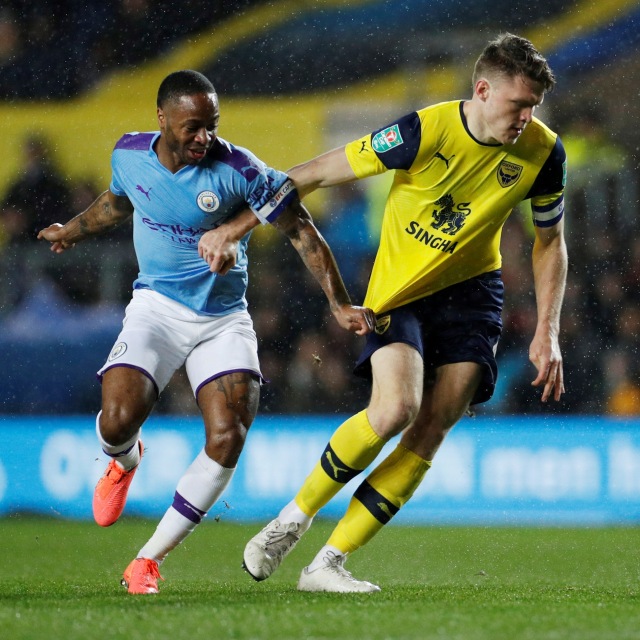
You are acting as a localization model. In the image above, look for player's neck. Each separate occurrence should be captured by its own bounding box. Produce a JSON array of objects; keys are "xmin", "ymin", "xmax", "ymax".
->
[
  {"xmin": 463, "ymin": 100, "xmax": 499, "ymax": 145},
  {"xmin": 154, "ymin": 137, "xmax": 185, "ymax": 174}
]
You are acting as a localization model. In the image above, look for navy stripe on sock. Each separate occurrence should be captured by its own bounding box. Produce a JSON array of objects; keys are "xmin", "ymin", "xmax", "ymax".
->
[
  {"xmin": 103, "ymin": 442, "xmax": 136, "ymax": 458},
  {"xmin": 320, "ymin": 443, "xmax": 361, "ymax": 484},
  {"xmin": 353, "ymin": 480, "xmax": 399, "ymax": 525},
  {"xmin": 171, "ymin": 491, "xmax": 207, "ymax": 524}
]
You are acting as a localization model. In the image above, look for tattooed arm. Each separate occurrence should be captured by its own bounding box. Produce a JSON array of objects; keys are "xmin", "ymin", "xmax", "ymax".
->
[
  {"xmin": 37, "ymin": 189, "xmax": 134, "ymax": 253},
  {"xmin": 273, "ymin": 198, "xmax": 374, "ymax": 336},
  {"xmin": 196, "ymin": 195, "xmax": 374, "ymax": 335}
]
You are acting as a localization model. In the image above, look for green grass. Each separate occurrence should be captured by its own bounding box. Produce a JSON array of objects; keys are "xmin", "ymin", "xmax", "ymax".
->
[{"xmin": 1, "ymin": 516, "xmax": 639, "ymax": 640}]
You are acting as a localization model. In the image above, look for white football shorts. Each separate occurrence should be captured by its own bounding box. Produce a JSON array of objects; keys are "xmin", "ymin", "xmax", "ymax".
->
[{"xmin": 97, "ymin": 288, "xmax": 263, "ymax": 397}]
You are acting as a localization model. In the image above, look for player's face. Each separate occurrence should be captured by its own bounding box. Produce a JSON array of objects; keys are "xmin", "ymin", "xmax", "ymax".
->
[
  {"xmin": 476, "ymin": 74, "xmax": 544, "ymax": 145},
  {"xmin": 157, "ymin": 92, "xmax": 219, "ymax": 171}
]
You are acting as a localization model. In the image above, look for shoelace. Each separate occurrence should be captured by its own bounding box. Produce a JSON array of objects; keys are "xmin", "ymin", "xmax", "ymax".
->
[
  {"xmin": 322, "ymin": 550, "xmax": 359, "ymax": 582},
  {"xmin": 264, "ymin": 523, "xmax": 300, "ymax": 557},
  {"xmin": 104, "ymin": 444, "xmax": 143, "ymax": 483},
  {"xmin": 107, "ymin": 462, "xmax": 126, "ymax": 478},
  {"xmin": 139, "ymin": 560, "xmax": 164, "ymax": 584}
]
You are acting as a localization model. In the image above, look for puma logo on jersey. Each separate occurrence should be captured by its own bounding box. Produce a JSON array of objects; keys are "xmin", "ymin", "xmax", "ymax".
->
[
  {"xmin": 136, "ymin": 185, "xmax": 152, "ymax": 200},
  {"xmin": 434, "ymin": 152, "xmax": 455, "ymax": 169},
  {"xmin": 325, "ymin": 451, "xmax": 349, "ymax": 479},
  {"xmin": 359, "ymin": 141, "xmax": 367, "ymax": 153}
]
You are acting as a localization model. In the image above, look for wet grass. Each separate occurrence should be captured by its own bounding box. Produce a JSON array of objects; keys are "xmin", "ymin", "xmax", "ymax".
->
[{"xmin": 1, "ymin": 516, "xmax": 639, "ymax": 639}]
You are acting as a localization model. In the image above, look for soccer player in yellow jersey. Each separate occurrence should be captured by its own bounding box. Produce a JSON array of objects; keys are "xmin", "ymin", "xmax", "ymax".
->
[{"xmin": 200, "ymin": 33, "xmax": 567, "ymax": 592}]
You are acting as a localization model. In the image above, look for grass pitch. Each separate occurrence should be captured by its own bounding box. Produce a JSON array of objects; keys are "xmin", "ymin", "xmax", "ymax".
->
[{"xmin": 1, "ymin": 516, "xmax": 639, "ymax": 640}]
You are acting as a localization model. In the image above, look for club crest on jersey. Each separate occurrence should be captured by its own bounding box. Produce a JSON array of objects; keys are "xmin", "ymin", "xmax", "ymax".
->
[
  {"xmin": 375, "ymin": 315, "xmax": 391, "ymax": 335},
  {"xmin": 197, "ymin": 190, "xmax": 220, "ymax": 213},
  {"xmin": 372, "ymin": 125, "xmax": 403, "ymax": 153},
  {"xmin": 497, "ymin": 160, "xmax": 523, "ymax": 188},
  {"xmin": 108, "ymin": 342, "xmax": 127, "ymax": 361}
]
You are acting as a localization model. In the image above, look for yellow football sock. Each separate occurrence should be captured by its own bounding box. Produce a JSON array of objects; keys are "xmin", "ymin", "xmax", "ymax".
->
[
  {"xmin": 295, "ymin": 410, "xmax": 386, "ymax": 517},
  {"xmin": 327, "ymin": 444, "xmax": 431, "ymax": 553}
]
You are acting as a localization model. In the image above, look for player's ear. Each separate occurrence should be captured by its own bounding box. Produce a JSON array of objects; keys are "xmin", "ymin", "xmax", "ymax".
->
[
  {"xmin": 157, "ymin": 107, "xmax": 166, "ymax": 128},
  {"xmin": 475, "ymin": 78, "xmax": 490, "ymax": 102}
]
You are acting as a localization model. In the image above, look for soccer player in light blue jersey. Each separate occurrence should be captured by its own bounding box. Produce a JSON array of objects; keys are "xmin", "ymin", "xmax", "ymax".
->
[{"xmin": 38, "ymin": 69, "xmax": 374, "ymax": 594}]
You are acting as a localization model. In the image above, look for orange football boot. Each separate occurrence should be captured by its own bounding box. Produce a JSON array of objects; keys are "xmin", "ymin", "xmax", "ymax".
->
[
  {"xmin": 92, "ymin": 440, "xmax": 144, "ymax": 527},
  {"xmin": 121, "ymin": 558, "xmax": 164, "ymax": 594}
]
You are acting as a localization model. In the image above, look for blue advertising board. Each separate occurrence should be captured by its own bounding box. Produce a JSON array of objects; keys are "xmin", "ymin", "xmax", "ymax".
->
[{"xmin": 2, "ymin": 414, "xmax": 640, "ymax": 525}]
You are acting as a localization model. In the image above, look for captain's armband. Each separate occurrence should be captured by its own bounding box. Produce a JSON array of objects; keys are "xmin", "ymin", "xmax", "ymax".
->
[
  {"xmin": 251, "ymin": 179, "xmax": 298, "ymax": 225},
  {"xmin": 532, "ymin": 193, "xmax": 564, "ymax": 228}
]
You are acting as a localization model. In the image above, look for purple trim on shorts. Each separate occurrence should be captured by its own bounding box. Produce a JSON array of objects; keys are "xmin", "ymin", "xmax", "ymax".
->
[
  {"xmin": 114, "ymin": 132, "xmax": 155, "ymax": 151},
  {"xmin": 97, "ymin": 364, "xmax": 160, "ymax": 398},
  {"xmin": 195, "ymin": 368, "xmax": 265, "ymax": 398},
  {"xmin": 172, "ymin": 491, "xmax": 207, "ymax": 524}
]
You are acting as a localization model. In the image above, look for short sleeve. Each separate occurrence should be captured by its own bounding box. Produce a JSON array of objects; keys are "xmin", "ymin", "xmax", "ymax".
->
[
  {"xmin": 345, "ymin": 112, "xmax": 422, "ymax": 178},
  {"xmin": 528, "ymin": 137, "xmax": 567, "ymax": 228}
]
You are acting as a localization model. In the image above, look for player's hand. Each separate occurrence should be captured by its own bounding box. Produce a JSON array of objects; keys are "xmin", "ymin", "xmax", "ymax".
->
[
  {"xmin": 332, "ymin": 304, "xmax": 376, "ymax": 336},
  {"xmin": 37, "ymin": 223, "xmax": 76, "ymax": 253},
  {"xmin": 198, "ymin": 228, "xmax": 238, "ymax": 275},
  {"xmin": 529, "ymin": 333, "xmax": 564, "ymax": 402}
]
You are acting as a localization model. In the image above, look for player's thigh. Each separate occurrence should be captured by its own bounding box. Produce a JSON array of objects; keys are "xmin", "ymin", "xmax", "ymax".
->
[
  {"xmin": 184, "ymin": 310, "xmax": 263, "ymax": 401},
  {"xmin": 185, "ymin": 310, "xmax": 262, "ymax": 445},
  {"xmin": 98, "ymin": 290, "xmax": 194, "ymax": 395},
  {"xmin": 197, "ymin": 371, "xmax": 261, "ymax": 429},
  {"xmin": 367, "ymin": 342, "xmax": 424, "ymax": 437},
  {"xmin": 400, "ymin": 361, "xmax": 483, "ymax": 459}
]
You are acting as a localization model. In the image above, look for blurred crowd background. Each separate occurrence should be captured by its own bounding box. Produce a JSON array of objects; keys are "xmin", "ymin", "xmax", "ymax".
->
[{"xmin": 0, "ymin": 0, "xmax": 638, "ymax": 417}]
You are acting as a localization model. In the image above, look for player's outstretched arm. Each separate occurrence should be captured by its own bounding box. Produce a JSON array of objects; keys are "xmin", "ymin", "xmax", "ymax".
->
[
  {"xmin": 529, "ymin": 219, "xmax": 568, "ymax": 402},
  {"xmin": 200, "ymin": 149, "xmax": 357, "ymax": 274},
  {"xmin": 37, "ymin": 190, "xmax": 134, "ymax": 253},
  {"xmin": 274, "ymin": 198, "xmax": 374, "ymax": 336},
  {"xmin": 288, "ymin": 147, "xmax": 357, "ymax": 199}
]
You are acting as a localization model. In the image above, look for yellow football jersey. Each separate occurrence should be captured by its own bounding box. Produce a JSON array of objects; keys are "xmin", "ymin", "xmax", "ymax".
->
[{"xmin": 345, "ymin": 100, "xmax": 566, "ymax": 314}]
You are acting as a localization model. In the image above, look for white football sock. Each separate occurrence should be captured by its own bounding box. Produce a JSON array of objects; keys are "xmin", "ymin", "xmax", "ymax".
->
[
  {"xmin": 278, "ymin": 499, "xmax": 313, "ymax": 533},
  {"xmin": 95, "ymin": 411, "xmax": 141, "ymax": 471},
  {"xmin": 137, "ymin": 449, "xmax": 235, "ymax": 563},
  {"xmin": 307, "ymin": 544, "xmax": 344, "ymax": 572}
]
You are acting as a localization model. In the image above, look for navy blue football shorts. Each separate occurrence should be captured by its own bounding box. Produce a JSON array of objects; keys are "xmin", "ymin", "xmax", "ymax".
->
[{"xmin": 354, "ymin": 270, "xmax": 504, "ymax": 405}]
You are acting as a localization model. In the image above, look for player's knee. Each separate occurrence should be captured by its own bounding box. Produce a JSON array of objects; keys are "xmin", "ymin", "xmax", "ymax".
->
[
  {"xmin": 371, "ymin": 396, "xmax": 420, "ymax": 438},
  {"xmin": 99, "ymin": 402, "xmax": 147, "ymax": 445},
  {"xmin": 204, "ymin": 421, "xmax": 249, "ymax": 466}
]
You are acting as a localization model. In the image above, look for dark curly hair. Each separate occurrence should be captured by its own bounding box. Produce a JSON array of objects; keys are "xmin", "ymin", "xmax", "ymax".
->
[{"xmin": 157, "ymin": 70, "xmax": 215, "ymax": 108}]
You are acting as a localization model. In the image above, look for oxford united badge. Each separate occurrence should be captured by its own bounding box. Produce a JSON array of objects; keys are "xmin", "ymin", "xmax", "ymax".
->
[
  {"xmin": 375, "ymin": 315, "xmax": 391, "ymax": 335},
  {"xmin": 497, "ymin": 160, "xmax": 523, "ymax": 188}
]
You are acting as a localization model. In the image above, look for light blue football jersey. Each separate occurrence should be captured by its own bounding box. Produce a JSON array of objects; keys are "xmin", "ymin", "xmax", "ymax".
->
[{"xmin": 110, "ymin": 132, "xmax": 295, "ymax": 315}]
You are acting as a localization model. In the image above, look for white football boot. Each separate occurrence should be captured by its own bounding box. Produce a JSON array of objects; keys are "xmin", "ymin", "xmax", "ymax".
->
[
  {"xmin": 297, "ymin": 550, "xmax": 381, "ymax": 593},
  {"xmin": 243, "ymin": 519, "xmax": 303, "ymax": 581}
]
